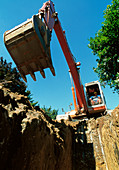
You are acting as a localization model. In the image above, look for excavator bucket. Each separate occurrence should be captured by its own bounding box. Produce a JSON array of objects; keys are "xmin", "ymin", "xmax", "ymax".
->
[{"xmin": 4, "ymin": 14, "xmax": 55, "ymax": 82}]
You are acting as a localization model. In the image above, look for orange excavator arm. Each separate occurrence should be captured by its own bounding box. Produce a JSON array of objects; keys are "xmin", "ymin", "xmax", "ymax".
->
[
  {"xmin": 4, "ymin": 0, "xmax": 87, "ymax": 112},
  {"xmin": 41, "ymin": 0, "xmax": 87, "ymax": 111},
  {"xmin": 54, "ymin": 18, "xmax": 87, "ymax": 111}
]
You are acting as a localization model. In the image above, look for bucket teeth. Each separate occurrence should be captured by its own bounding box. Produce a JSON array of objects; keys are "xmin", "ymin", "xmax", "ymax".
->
[
  {"xmin": 35, "ymin": 63, "xmax": 46, "ymax": 79},
  {"xmin": 30, "ymin": 72, "xmax": 36, "ymax": 81},
  {"xmin": 18, "ymin": 68, "xmax": 27, "ymax": 82},
  {"xmin": 50, "ymin": 67, "xmax": 56, "ymax": 76},
  {"xmin": 21, "ymin": 74, "xmax": 27, "ymax": 82},
  {"xmin": 27, "ymin": 65, "xmax": 36, "ymax": 81},
  {"xmin": 40, "ymin": 70, "xmax": 46, "ymax": 78},
  {"xmin": 4, "ymin": 14, "xmax": 56, "ymax": 82}
]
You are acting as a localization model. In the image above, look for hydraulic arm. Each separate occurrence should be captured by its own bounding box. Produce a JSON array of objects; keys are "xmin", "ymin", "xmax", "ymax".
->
[
  {"xmin": 41, "ymin": 0, "xmax": 87, "ymax": 111},
  {"xmin": 4, "ymin": 0, "xmax": 88, "ymax": 112}
]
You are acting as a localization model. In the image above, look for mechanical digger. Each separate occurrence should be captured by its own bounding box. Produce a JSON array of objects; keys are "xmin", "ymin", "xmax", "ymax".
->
[{"xmin": 4, "ymin": 0, "xmax": 107, "ymax": 119}]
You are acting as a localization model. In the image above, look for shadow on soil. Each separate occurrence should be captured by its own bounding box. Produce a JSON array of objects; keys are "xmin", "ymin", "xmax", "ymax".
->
[{"xmin": 72, "ymin": 120, "xmax": 96, "ymax": 170}]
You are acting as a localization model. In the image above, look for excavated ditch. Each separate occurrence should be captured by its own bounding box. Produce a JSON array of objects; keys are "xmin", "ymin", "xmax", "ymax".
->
[{"xmin": 0, "ymin": 84, "xmax": 119, "ymax": 170}]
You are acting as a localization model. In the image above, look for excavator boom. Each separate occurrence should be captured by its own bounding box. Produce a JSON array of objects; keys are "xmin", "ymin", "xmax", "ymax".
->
[
  {"xmin": 4, "ymin": 0, "xmax": 87, "ymax": 111},
  {"xmin": 4, "ymin": 0, "xmax": 107, "ymax": 115}
]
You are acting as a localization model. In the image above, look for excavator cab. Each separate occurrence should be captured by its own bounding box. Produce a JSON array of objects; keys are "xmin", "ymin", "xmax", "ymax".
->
[
  {"xmin": 4, "ymin": 1, "xmax": 107, "ymax": 117},
  {"xmin": 4, "ymin": 14, "xmax": 55, "ymax": 82},
  {"xmin": 85, "ymin": 81, "xmax": 107, "ymax": 114}
]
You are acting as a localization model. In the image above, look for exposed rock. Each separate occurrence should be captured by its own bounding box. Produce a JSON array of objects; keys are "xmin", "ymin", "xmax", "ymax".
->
[
  {"xmin": 0, "ymin": 84, "xmax": 119, "ymax": 170},
  {"xmin": 99, "ymin": 106, "xmax": 119, "ymax": 170},
  {"xmin": 0, "ymin": 85, "xmax": 72, "ymax": 170},
  {"xmin": 87, "ymin": 106, "xmax": 119, "ymax": 170}
]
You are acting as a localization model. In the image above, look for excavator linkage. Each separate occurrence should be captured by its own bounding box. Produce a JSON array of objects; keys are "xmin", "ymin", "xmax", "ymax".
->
[
  {"xmin": 3, "ymin": 1, "xmax": 107, "ymax": 115},
  {"xmin": 4, "ymin": 14, "xmax": 55, "ymax": 82}
]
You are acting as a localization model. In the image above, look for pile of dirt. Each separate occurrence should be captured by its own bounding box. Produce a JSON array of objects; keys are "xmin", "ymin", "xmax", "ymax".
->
[
  {"xmin": 86, "ymin": 105, "xmax": 119, "ymax": 170},
  {"xmin": 0, "ymin": 85, "xmax": 73, "ymax": 170},
  {"xmin": 97, "ymin": 106, "xmax": 119, "ymax": 169},
  {"xmin": 0, "ymin": 84, "xmax": 119, "ymax": 170}
]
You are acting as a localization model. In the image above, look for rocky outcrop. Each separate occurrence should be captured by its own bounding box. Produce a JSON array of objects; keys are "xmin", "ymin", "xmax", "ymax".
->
[
  {"xmin": 0, "ymin": 84, "xmax": 119, "ymax": 170},
  {"xmin": 87, "ymin": 106, "xmax": 119, "ymax": 170},
  {"xmin": 0, "ymin": 85, "xmax": 73, "ymax": 170},
  {"xmin": 98, "ymin": 106, "xmax": 119, "ymax": 170}
]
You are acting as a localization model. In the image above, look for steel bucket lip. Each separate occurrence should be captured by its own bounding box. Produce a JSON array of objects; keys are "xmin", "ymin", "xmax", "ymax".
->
[
  {"xmin": 4, "ymin": 18, "xmax": 33, "ymax": 36},
  {"xmin": 3, "ymin": 14, "xmax": 40, "ymax": 43},
  {"xmin": 4, "ymin": 14, "xmax": 55, "ymax": 82}
]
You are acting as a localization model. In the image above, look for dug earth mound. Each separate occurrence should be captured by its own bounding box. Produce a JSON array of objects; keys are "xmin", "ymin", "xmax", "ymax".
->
[{"xmin": 0, "ymin": 85, "xmax": 119, "ymax": 170}]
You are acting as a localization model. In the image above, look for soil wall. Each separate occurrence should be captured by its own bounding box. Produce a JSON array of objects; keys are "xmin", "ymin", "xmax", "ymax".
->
[{"xmin": 0, "ymin": 85, "xmax": 119, "ymax": 170}]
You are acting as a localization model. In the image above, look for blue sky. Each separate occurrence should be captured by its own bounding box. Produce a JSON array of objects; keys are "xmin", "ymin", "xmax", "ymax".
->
[{"xmin": 0, "ymin": 0, "xmax": 118, "ymax": 113}]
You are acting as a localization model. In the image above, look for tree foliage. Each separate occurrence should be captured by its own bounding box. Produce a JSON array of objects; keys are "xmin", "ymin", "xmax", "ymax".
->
[
  {"xmin": 42, "ymin": 106, "xmax": 58, "ymax": 119},
  {"xmin": 25, "ymin": 90, "xmax": 38, "ymax": 107},
  {"xmin": 0, "ymin": 57, "xmax": 37, "ymax": 106},
  {"xmin": 0, "ymin": 57, "xmax": 58, "ymax": 117},
  {"xmin": 88, "ymin": 0, "xmax": 119, "ymax": 94},
  {"xmin": 0, "ymin": 57, "xmax": 27, "ymax": 95}
]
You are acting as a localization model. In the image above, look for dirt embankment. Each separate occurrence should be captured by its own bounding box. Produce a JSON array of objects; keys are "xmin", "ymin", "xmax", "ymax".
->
[
  {"xmin": 87, "ymin": 107, "xmax": 119, "ymax": 170},
  {"xmin": 0, "ymin": 85, "xmax": 119, "ymax": 170}
]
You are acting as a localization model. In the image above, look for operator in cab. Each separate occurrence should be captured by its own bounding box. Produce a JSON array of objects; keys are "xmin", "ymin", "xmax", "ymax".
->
[{"xmin": 89, "ymin": 91, "xmax": 102, "ymax": 105}]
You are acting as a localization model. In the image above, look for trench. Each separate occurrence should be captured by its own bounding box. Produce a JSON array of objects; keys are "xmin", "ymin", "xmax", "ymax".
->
[{"xmin": 0, "ymin": 86, "xmax": 119, "ymax": 170}]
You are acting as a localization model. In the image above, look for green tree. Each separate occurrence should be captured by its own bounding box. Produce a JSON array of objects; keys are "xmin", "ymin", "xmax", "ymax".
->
[
  {"xmin": 0, "ymin": 57, "xmax": 37, "ymax": 106},
  {"xmin": 88, "ymin": 0, "xmax": 119, "ymax": 94},
  {"xmin": 0, "ymin": 57, "xmax": 27, "ymax": 95},
  {"xmin": 0, "ymin": 57, "xmax": 58, "ymax": 116},
  {"xmin": 26, "ymin": 90, "xmax": 38, "ymax": 107},
  {"xmin": 42, "ymin": 106, "xmax": 58, "ymax": 119}
]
